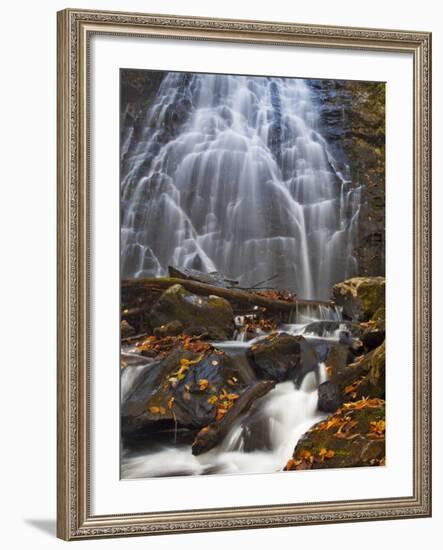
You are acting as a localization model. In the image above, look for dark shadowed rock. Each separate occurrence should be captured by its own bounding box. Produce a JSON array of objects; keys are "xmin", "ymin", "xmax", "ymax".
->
[
  {"xmin": 318, "ymin": 382, "xmax": 342, "ymax": 412},
  {"xmin": 150, "ymin": 284, "xmax": 235, "ymax": 340},
  {"xmin": 361, "ymin": 305, "xmax": 385, "ymax": 351},
  {"xmin": 247, "ymin": 333, "xmax": 317, "ymax": 385},
  {"xmin": 362, "ymin": 327, "xmax": 385, "ymax": 351}
]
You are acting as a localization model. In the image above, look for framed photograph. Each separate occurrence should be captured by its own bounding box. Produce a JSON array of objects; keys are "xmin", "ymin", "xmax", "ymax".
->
[{"xmin": 57, "ymin": 8, "xmax": 431, "ymax": 540}]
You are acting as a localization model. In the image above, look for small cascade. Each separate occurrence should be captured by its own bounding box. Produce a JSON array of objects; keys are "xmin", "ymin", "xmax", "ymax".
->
[{"xmin": 287, "ymin": 302, "xmax": 342, "ymax": 324}]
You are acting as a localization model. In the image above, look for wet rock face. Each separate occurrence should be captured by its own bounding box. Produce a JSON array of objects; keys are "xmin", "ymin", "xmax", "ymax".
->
[
  {"xmin": 309, "ymin": 79, "xmax": 385, "ymax": 278},
  {"xmin": 247, "ymin": 333, "xmax": 318, "ymax": 385},
  {"xmin": 150, "ymin": 284, "xmax": 235, "ymax": 340},
  {"xmin": 318, "ymin": 382, "xmax": 342, "ymax": 412},
  {"xmin": 171, "ymin": 350, "xmax": 250, "ymax": 428},
  {"xmin": 121, "ymin": 347, "xmax": 254, "ymax": 437},
  {"xmin": 333, "ymin": 277, "xmax": 385, "ymax": 322}
]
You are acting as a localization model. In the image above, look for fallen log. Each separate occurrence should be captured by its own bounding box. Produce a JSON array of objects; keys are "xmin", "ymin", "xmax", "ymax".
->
[
  {"xmin": 191, "ymin": 380, "xmax": 276, "ymax": 455},
  {"xmin": 168, "ymin": 265, "xmax": 238, "ymax": 288},
  {"xmin": 121, "ymin": 277, "xmax": 334, "ymax": 311}
]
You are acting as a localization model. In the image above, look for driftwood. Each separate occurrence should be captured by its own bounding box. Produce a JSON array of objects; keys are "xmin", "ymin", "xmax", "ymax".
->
[
  {"xmin": 191, "ymin": 380, "xmax": 276, "ymax": 455},
  {"xmin": 121, "ymin": 277, "xmax": 334, "ymax": 312},
  {"xmin": 250, "ymin": 273, "xmax": 279, "ymax": 289}
]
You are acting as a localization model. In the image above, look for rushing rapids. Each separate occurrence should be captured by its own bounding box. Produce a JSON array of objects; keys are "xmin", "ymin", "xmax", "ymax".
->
[
  {"xmin": 121, "ymin": 73, "xmax": 361, "ymax": 300},
  {"xmin": 121, "ymin": 312, "xmax": 352, "ymax": 479}
]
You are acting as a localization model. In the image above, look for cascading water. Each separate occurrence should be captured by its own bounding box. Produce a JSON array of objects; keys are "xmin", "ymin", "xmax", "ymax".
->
[
  {"xmin": 121, "ymin": 316, "xmax": 358, "ymax": 479},
  {"xmin": 121, "ymin": 72, "xmax": 360, "ymax": 300},
  {"xmin": 120, "ymin": 71, "xmax": 362, "ymax": 479}
]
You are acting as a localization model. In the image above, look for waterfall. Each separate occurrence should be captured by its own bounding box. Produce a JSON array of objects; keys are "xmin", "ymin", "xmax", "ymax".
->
[{"xmin": 121, "ymin": 72, "xmax": 360, "ymax": 300}]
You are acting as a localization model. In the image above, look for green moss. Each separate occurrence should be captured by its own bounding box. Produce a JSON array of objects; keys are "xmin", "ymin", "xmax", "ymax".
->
[
  {"xmin": 353, "ymin": 406, "xmax": 385, "ymax": 433},
  {"xmin": 359, "ymin": 280, "xmax": 385, "ymax": 319}
]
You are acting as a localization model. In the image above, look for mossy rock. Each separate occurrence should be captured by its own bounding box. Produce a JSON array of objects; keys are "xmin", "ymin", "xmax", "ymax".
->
[
  {"xmin": 286, "ymin": 398, "xmax": 385, "ymax": 470},
  {"xmin": 333, "ymin": 277, "xmax": 385, "ymax": 322},
  {"xmin": 150, "ymin": 284, "xmax": 235, "ymax": 340}
]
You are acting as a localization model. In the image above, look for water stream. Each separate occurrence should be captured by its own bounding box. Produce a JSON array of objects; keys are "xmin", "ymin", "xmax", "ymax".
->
[{"xmin": 121, "ymin": 306, "xmax": 355, "ymax": 479}]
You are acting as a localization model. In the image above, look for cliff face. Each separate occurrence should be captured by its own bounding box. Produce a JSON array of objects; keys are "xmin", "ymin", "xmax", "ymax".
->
[
  {"xmin": 310, "ymin": 79, "xmax": 385, "ymax": 277},
  {"xmin": 120, "ymin": 69, "xmax": 166, "ymax": 173},
  {"xmin": 121, "ymin": 71, "xmax": 386, "ymax": 281}
]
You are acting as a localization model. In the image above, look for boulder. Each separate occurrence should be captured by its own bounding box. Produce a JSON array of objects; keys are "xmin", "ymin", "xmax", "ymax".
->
[
  {"xmin": 121, "ymin": 346, "xmax": 253, "ymax": 438},
  {"xmin": 285, "ymin": 398, "xmax": 385, "ymax": 470},
  {"xmin": 247, "ymin": 333, "xmax": 318, "ymax": 385},
  {"xmin": 170, "ymin": 349, "xmax": 250, "ymax": 428},
  {"xmin": 150, "ymin": 284, "xmax": 235, "ymax": 340},
  {"xmin": 333, "ymin": 277, "xmax": 385, "ymax": 322},
  {"xmin": 153, "ymin": 320, "xmax": 184, "ymax": 338}
]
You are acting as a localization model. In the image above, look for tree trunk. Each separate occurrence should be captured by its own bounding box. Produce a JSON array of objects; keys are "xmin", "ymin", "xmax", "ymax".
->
[{"xmin": 121, "ymin": 277, "xmax": 334, "ymax": 312}]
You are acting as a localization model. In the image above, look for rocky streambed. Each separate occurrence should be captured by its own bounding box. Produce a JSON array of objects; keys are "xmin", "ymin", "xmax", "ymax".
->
[{"xmin": 120, "ymin": 268, "xmax": 385, "ymax": 478}]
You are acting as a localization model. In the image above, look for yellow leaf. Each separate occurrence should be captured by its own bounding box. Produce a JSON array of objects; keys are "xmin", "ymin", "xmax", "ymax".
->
[
  {"xmin": 198, "ymin": 379, "xmax": 209, "ymax": 391},
  {"xmin": 227, "ymin": 393, "xmax": 239, "ymax": 401},
  {"xmin": 149, "ymin": 406, "xmax": 163, "ymax": 414},
  {"xmin": 207, "ymin": 395, "xmax": 218, "ymax": 405}
]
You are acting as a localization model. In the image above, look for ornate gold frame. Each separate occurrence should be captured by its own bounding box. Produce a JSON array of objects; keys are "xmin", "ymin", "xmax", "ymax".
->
[{"xmin": 57, "ymin": 8, "xmax": 432, "ymax": 540}]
